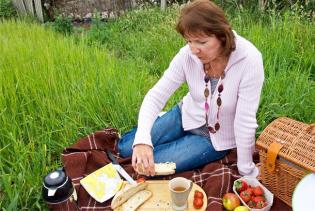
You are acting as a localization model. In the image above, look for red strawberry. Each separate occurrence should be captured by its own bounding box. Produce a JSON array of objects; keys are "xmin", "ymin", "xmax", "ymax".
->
[
  {"xmin": 256, "ymin": 201, "xmax": 267, "ymax": 209},
  {"xmin": 253, "ymin": 186, "xmax": 264, "ymax": 196},
  {"xmin": 240, "ymin": 190, "xmax": 251, "ymax": 202},
  {"xmin": 253, "ymin": 196, "xmax": 265, "ymax": 203},
  {"xmin": 246, "ymin": 186, "xmax": 254, "ymax": 196},
  {"xmin": 247, "ymin": 200, "xmax": 256, "ymax": 208},
  {"xmin": 234, "ymin": 180, "xmax": 248, "ymax": 192}
]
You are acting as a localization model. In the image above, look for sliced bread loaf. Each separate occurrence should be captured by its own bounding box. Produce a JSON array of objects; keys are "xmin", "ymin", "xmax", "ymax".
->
[
  {"xmin": 117, "ymin": 190, "xmax": 152, "ymax": 211},
  {"xmin": 111, "ymin": 181, "xmax": 148, "ymax": 209}
]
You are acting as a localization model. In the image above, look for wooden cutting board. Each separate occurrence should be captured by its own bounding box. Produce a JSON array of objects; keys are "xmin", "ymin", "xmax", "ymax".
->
[{"xmin": 115, "ymin": 180, "xmax": 207, "ymax": 211}]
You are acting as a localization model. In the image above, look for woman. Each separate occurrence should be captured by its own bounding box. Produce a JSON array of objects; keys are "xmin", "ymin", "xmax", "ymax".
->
[{"xmin": 118, "ymin": 0, "xmax": 264, "ymax": 177}]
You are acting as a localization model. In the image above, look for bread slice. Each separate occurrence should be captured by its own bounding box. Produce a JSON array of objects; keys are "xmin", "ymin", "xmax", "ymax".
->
[
  {"xmin": 154, "ymin": 162, "xmax": 176, "ymax": 175},
  {"xmin": 116, "ymin": 190, "xmax": 152, "ymax": 211},
  {"xmin": 137, "ymin": 162, "xmax": 176, "ymax": 176},
  {"xmin": 111, "ymin": 182, "xmax": 148, "ymax": 209}
]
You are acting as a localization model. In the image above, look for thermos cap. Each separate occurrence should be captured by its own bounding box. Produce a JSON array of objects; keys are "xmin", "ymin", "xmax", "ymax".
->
[{"xmin": 44, "ymin": 170, "xmax": 67, "ymax": 188}]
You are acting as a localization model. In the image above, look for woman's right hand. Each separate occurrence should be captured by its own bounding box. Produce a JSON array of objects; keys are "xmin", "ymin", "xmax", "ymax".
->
[{"xmin": 132, "ymin": 144, "xmax": 155, "ymax": 176}]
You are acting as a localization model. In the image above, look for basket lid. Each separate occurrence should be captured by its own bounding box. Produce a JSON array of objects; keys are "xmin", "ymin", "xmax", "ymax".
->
[{"xmin": 256, "ymin": 117, "xmax": 315, "ymax": 173}]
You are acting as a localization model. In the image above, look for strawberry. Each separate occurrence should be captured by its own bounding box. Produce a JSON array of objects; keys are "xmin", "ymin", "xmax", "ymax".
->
[
  {"xmin": 240, "ymin": 190, "xmax": 251, "ymax": 203},
  {"xmin": 234, "ymin": 180, "xmax": 248, "ymax": 192},
  {"xmin": 246, "ymin": 186, "xmax": 254, "ymax": 196},
  {"xmin": 255, "ymin": 201, "xmax": 267, "ymax": 209},
  {"xmin": 253, "ymin": 196, "xmax": 265, "ymax": 203},
  {"xmin": 253, "ymin": 186, "xmax": 264, "ymax": 196},
  {"xmin": 247, "ymin": 200, "xmax": 256, "ymax": 208}
]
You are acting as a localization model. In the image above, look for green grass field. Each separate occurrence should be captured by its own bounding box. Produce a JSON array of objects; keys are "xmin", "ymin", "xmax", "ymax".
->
[{"xmin": 0, "ymin": 6, "xmax": 314, "ymax": 209}]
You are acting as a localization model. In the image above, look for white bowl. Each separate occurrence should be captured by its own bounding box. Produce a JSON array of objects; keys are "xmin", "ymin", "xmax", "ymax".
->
[{"xmin": 233, "ymin": 176, "xmax": 274, "ymax": 211}]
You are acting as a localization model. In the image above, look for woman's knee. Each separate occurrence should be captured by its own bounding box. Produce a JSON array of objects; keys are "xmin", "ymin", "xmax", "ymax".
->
[
  {"xmin": 150, "ymin": 105, "xmax": 184, "ymax": 145},
  {"xmin": 118, "ymin": 141, "xmax": 132, "ymax": 158}
]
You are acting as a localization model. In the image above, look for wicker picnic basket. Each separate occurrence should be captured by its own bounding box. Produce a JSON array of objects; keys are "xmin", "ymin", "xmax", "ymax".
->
[{"xmin": 256, "ymin": 117, "xmax": 315, "ymax": 207}]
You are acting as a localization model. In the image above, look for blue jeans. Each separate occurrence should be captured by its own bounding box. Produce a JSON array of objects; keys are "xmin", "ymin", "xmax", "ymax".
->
[{"xmin": 118, "ymin": 105, "xmax": 229, "ymax": 173}]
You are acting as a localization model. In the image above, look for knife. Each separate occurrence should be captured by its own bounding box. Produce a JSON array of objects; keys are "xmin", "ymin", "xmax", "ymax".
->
[{"xmin": 107, "ymin": 150, "xmax": 137, "ymax": 185}]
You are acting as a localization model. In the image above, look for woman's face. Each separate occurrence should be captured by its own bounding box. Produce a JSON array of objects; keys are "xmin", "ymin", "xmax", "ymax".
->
[{"xmin": 185, "ymin": 33, "xmax": 223, "ymax": 64}]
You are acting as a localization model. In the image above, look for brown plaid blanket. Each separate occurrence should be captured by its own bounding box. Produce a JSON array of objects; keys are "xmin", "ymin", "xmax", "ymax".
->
[{"xmin": 57, "ymin": 128, "xmax": 290, "ymax": 211}]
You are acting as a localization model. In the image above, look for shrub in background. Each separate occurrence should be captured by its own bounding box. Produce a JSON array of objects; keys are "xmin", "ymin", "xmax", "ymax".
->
[
  {"xmin": 0, "ymin": 0, "xmax": 16, "ymax": 19},
  {"xmin": 52, "ymin": 15, "xmax": 73, "ymax": 35},
  {"xmin": 87, "ymin": 6, "xmax": 183, "ymax": 75}
]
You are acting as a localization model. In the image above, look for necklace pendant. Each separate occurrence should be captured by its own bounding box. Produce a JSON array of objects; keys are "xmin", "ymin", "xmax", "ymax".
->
[
  {"xmin": 204, "ymin": 102, "xmax": 209, "ymax": 111},
  {"xmin": 204, "ymin": 75, "xmax": 210, "ymax": 83},
  {"xmin": 204, "ymin": 88, "xmax": 209, "ymax": 97},
  {"xmin": 214, "ymin": 122, "xmax": 220, "ymax": 130},
  {"xmin": 208, "ymin": 126, "xmax": 216, "ymax": 134}
]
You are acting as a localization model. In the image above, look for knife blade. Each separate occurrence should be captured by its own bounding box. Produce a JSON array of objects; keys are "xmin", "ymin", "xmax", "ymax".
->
[{"xmin": 107, "ymin": 150, "xmax": 137, "ymax": 185}]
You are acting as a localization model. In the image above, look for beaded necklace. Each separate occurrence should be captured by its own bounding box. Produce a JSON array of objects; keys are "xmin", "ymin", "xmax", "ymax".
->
[{"xmin": 203, "ymin": 62, "xmax": 225, "ymax": 133}]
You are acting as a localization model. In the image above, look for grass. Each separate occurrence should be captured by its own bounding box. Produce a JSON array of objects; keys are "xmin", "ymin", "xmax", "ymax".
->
[
  {"xmin": 0, "ymin": 20, "xmax": 155, "ymax": 209},
  {"xmin": 0, "ymin": 5, "xmax": 314, "ymax": 209}
]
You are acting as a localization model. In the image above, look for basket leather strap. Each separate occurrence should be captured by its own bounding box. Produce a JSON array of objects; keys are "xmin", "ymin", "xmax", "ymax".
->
[{"xmin": 266, "ymin": 142, "xmax": 283, "ymax": 173}]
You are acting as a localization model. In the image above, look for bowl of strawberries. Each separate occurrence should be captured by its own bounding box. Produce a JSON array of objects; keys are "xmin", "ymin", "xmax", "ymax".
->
[{"xmin": 233, "ymin": 176, "xmax": 274, "ymax": 211}]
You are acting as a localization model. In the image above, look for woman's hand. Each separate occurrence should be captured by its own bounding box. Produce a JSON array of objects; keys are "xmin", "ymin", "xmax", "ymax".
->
[{"xmin": 132, "ymin": 144, "xmax": 155, "ymax": 176}]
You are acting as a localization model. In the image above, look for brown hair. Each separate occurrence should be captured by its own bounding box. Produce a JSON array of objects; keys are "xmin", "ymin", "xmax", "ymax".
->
[{"xmin": 176, "ymin": 0, "xmax": 235, "ymax": 57}]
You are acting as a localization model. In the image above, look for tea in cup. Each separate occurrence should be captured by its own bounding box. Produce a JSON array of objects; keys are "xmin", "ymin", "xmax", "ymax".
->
[{"xmin": 169, "ymin": 177, "xmax": 193, "ymax": 210}]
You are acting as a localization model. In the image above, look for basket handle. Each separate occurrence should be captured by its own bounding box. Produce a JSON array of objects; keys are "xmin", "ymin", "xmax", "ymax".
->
[{"xmin": 266, "ymin": 141, "xmax": 283, "ymax": 173}]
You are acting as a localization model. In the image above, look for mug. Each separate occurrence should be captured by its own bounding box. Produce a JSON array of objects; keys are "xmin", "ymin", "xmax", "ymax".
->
[
  {"xmin": 42, "ymin": 167, "xmax": 78, "ymax": 210},
  {"xmin": 169, "ymin": 177, "xmax": 193, "ymax": 210}
]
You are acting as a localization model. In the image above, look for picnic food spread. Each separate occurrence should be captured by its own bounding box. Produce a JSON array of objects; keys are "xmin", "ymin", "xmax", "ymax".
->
[
  {"xmin": 112, "ymin": 180, "xmax": 207, "ymax": 211},
  {"xmin": 55, "ymin": 127, "xmax": 295, "ymax": 210}
]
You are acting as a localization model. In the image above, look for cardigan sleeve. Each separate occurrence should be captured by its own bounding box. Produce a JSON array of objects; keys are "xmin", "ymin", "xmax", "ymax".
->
[
  {"xmin": 133, "ymin": 48, "xmax": 187, "ymax": 148},
  {"xmin": 234, "ymin": 52, "xmax": 264, "ymax": 176}
]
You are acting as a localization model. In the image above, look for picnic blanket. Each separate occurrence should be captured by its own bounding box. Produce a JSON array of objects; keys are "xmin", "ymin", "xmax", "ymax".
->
[{"xmin": 57, "ymin": 128, "xmax": 290, "ymax": 211}]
